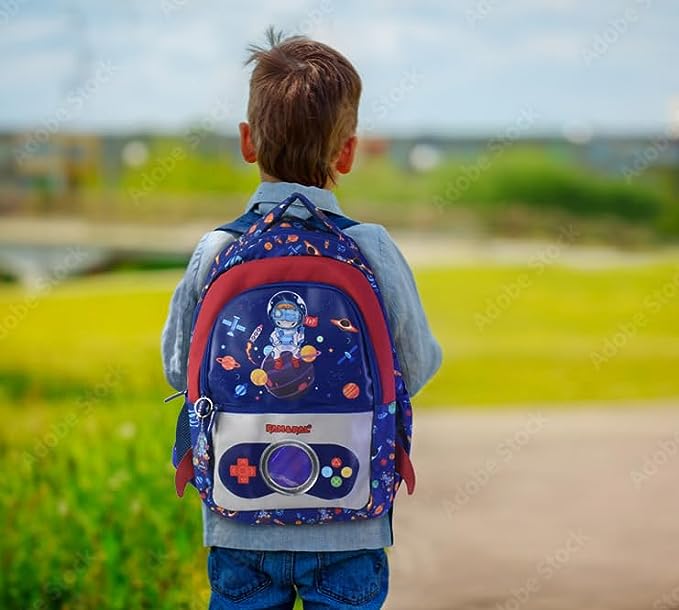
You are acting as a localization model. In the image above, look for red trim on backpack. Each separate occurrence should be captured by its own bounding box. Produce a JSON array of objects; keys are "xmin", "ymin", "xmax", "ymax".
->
[
  {"xmin": 187, "ymin": 258, "xmax": 395, "ymax": 405},
  {"xmin": 175, "ymin": 449, "xmax": 194, "ymax": 497},
  {"xmin": 395, "ymin": 443, "xmax": 416, "ymax": 495}
]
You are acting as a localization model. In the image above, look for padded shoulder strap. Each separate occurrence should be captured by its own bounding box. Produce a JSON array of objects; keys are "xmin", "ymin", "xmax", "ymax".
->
[
  {"xmin": 324, "ymin": 211, "xmax": 360, "ymax": 230},
  {"xmin": 215, "ymin": 210, "xmax": 261, "ymax": 236},
  {"xmin": 215, "ymin": 206, "xmax": 359, "ymax": 236}
]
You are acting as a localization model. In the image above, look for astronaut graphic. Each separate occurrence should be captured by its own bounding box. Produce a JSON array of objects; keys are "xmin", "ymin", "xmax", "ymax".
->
[
  {"xmin": 254, "ymin": 291, "xmax": 316, "ymax": 400},
  {"xmin": 267, "ymin": 291, "xmax": 306, "ymax": 369}
]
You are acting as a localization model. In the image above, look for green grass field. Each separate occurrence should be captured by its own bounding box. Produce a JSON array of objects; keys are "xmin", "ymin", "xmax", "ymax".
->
[{"xmin": 2, "ymin": 262, "xmax": 679, "ymax": 608}]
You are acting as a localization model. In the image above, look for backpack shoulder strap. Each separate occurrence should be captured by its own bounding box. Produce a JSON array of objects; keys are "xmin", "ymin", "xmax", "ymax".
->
[
  {"xmin": 215, "ymin": 210, "xmax": 261, "ymax": 236},
  {"xmin": 324, "ymin": 210, "xmax": 360, "ymax": 230},
  {"xmin": 214, "ymin": 206, "xmax": 360, "ymax": 237}
]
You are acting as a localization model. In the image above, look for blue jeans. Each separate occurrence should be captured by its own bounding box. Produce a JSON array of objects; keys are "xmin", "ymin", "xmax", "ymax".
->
[{"xmin": 207, "ymin": 547, "xmax": 389, "ymax": 609}]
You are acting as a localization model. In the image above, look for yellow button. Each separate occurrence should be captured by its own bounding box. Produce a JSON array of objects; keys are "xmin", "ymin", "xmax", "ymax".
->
[{"xmin": 340, "ymin": 466, "xmax": 353, "ymax": 478}]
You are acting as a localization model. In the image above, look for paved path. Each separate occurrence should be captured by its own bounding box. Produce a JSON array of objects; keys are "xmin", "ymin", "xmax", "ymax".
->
[
  {"xmin": 386, "ymin": 403, "xmax": 679, "ymax": 610},
  {"xmin": 2, "ymin": 217, "xmax": 679, "ymax": 268}
]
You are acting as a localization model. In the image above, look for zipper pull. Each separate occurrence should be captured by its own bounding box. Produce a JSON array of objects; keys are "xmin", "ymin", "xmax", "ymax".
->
[
  {"xmin": 194, "ymin": 396, "xmax": 214, "ymax": 473},
  {"xmin": 163, "ymin": 389, "xmax": 186, "ymax": 403}
]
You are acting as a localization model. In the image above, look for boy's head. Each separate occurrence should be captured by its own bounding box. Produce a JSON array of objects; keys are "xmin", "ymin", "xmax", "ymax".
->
[{"xmin": 240, "ymin": 28, "xmax": 361, "ymax": 189}]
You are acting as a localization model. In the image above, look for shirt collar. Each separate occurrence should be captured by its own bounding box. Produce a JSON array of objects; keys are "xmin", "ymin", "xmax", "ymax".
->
[{"xmin": 244, "ymin": 181, "xmax": 345, "ymax": 217}]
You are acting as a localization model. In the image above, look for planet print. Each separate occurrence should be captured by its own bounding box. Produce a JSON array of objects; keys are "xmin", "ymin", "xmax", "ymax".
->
[
  {"xmin": 234, "ymin": 384, "xmax": 247, "ymax": 397},
  {"xmin": 216, "ymin": 355, "xmax": 240, "ymax": 371},
  {"xmin": 250, "ymin": 368, "xmax": 268, "ymax": 386},
  {"xmin": 261, "ymin": 351, "xmax": 314, "ymax": 400},
  {"xmin": 300, "ymin": 344, "xmax": 320, "ymax": 363},
  {"xmin": 342, "ymin": 382, "xmax": 360, "ymax": 400}
]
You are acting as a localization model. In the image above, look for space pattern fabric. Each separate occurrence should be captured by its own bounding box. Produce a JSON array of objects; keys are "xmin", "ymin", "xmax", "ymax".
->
[{"xmin": 171, "ymin": 192, "xmax": 415, "ymax": 525}]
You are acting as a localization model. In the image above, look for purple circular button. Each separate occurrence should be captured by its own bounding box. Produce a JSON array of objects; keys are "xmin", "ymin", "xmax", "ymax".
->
[{"xmin": 261, "ymin": 441, "xmax": 319, "ymax": 495}]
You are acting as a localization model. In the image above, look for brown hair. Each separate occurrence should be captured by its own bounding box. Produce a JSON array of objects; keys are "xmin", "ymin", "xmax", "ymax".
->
[{"xmin": 245, "ymin": 28, "xmax": 362, "ymax": 188}]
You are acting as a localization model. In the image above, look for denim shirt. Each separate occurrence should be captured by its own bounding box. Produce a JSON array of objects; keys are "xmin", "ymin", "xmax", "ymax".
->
[{"xmin": 161, "ymin": 181, "xmax": 442, "ymax": 551}]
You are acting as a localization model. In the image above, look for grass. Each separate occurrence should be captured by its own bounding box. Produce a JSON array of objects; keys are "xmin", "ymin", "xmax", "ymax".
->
[
  {"xmin": 1, "ymin": 262, "xmax": 679, "ymax": 608},
  {"xmin": 2, "ymin": 264, "xmax": 679, "ymax": 406}
]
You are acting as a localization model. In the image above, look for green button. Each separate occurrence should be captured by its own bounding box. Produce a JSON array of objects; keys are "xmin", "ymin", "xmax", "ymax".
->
[{"xmin": 330, "ymin": 476, "xmax": 342, "ymax": 488}]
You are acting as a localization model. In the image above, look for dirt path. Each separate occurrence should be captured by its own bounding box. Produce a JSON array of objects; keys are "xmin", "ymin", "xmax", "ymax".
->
[{"xmin": 386, "ymin": 403, "xmax": 679, "ymax": 610}]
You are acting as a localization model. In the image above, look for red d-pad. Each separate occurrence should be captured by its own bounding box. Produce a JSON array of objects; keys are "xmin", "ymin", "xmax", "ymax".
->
[{"xmin": 229, "ymin": 458, "xmax": 257, "ymax": 484}]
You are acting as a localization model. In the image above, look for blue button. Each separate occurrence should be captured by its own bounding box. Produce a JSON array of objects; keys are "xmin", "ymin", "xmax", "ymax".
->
[{"xmin": 321, "ymin": 466, "xmax": 333, "ymax": 478}]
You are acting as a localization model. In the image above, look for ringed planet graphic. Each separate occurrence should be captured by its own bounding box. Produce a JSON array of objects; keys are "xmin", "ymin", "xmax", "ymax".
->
[
  {"xmin": 300, "ymin": 344, "xmax": 321, "ymax": 363},
  {"xmin": 330, "ymin": 318, "xmax": 359, "ymax": 333},
  {"xmin": 216, "ymin": 355, "xmax": 240, "ymax": 370},
  {"xmin": 342, "ymin": 382, "xmax": 360, "ymax": 399}
]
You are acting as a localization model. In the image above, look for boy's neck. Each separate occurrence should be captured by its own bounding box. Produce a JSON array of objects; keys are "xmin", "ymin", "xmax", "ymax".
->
[{"xmin": 260, "ymin": 172, "xmax": 334, "ymax": 191}]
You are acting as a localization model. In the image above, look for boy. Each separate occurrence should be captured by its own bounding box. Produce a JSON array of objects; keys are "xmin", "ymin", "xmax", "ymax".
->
[{"xmin": 162, "ymin": 29, "xmax": 441, "ymax": 610}]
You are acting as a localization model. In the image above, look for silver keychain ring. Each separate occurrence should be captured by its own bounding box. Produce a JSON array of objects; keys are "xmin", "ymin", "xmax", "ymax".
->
[{"xmin": 193, "ymin": 396, "xmax": 214, "ymax": 419}]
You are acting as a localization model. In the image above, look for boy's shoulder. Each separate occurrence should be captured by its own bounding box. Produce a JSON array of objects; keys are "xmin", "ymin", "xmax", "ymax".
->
[
  {"xmin": 193, "ymin": 220, "xmax": 393, "ymax": 260},
  {"xmin": 188, "ymin": 220, "xmax": 402, "ymax": 293}
]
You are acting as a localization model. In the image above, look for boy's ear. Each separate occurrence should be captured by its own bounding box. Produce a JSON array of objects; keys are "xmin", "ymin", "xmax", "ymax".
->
[
  {"xmin": 239, "ymin": 122, "xmax": 257, "ymax": 164},
  {"xmin": 335, "ymin": 135, "xmax": 358, "ymax": 175}
]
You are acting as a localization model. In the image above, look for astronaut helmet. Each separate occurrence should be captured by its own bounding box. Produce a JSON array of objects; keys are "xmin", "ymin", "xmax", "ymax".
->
[{"xmin": 267, "ymin": 291, "xmax": 307, "ymax": 328}]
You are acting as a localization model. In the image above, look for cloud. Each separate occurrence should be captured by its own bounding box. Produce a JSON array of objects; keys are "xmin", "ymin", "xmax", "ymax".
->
[{"xmin": 0, "ymin": 0, "xmax": 676, "ymax": 131}]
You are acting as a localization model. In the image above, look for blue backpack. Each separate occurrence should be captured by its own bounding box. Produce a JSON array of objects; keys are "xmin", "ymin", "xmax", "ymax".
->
[{"xmin": 171, "ymin": 192, "xmax": 415, "ymax": 525}]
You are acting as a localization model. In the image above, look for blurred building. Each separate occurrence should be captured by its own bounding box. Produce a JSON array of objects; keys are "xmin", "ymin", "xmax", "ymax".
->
[
  {"xmin": 0, "ymin": 133, "xmax": 100, "ymax": 211},
  {"xmin": 388, "ymin": 134, "xmax": 679, "ymax": 178},
  {"xmin": 0, "ymin": 130, "xmax": 677, "ymax": 212}
]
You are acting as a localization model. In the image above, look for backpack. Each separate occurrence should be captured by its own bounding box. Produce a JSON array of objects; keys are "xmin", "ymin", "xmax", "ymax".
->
[{"xmin": 170, "ymin": 192, "xmax": 415, "ymax": 525}]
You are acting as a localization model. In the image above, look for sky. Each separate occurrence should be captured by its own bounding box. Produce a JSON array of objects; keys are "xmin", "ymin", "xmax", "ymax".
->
[{"xmin": 1, "ymin": 0, "xmax": 677, "ymax": 136}]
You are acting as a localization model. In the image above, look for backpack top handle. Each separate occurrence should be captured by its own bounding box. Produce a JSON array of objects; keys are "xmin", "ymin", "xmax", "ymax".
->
[
  {"xmin": 216, "ymin": 192, "xmax": 359, "ymax": 237},
  {"xmin": 238, "ymin": 192, "xmax": 348, "ymax": 244}
]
